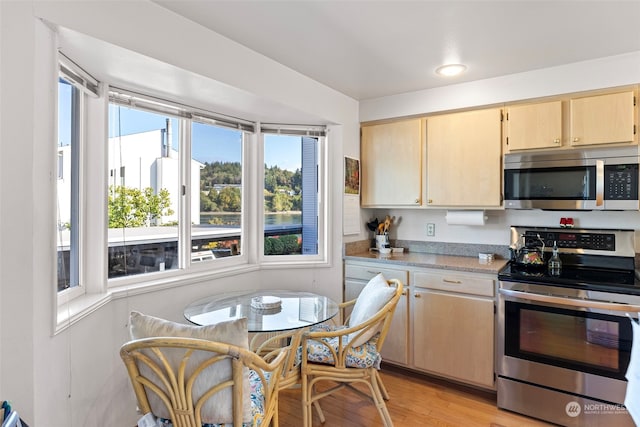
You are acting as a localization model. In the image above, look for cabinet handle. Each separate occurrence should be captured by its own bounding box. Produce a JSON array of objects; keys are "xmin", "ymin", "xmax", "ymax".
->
[
  {"xmin": 415, "ymin": 198, "xmax": 420, "ymax": 204},
  {"xmin": 414, "ymin": 293, "xmax": 421, "ymax": 298},
  {"xmin": 366, "ymin": 270, "xmax": 381, "ymax": 275},
  {"xmin": 401, "ymin": 291, "xmax": 408, "ymax": 296},
  {"xmin": 553, "ymin": 138, "xmax": 560, "ymax": 144},
  {"xmin": 443, "ymin": 279, "xmax": 462, "ymax": 284},
  {"xmin": 573, "ymin": 137, "xmax": 580, "ymax": 142},
  {"xmin": 428, "ymin": 199, "xmax": 433, "ymax": 204}
]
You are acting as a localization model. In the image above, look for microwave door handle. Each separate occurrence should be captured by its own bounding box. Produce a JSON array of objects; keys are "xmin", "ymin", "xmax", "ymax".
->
[
  {"xmin": 499, "ymin": 288, "xmax": 640, "ymax": 313},
  {"xmin": 595, "ymin": 159, "xmax": 604, "ymax": 207}
]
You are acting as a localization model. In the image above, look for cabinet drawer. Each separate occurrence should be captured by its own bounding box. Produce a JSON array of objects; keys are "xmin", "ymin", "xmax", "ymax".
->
[
  {"xmin": 413, "ymin": 271, "xmax": 494, "ymax": 297},
  {"xmin": 345, "ymin": 263, "xmax": 408, "ymax": 284}
]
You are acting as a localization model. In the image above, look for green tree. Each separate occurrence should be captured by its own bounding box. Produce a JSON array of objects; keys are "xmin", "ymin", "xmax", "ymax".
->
[
  {"xmin": 108, "ymin": 185, "xmax": 174, "ymax": 228},
  {"xmin": 291, "ymin": 168, "xmax": 302, "ymax": 193},
  {"xmin": 263, "ymin": 189, "xmax": 274, "ymax": 212},
  {"xmin": 272, "ymin": 191, "xmax": 293, "ymax": 212},
  {"xmin": 201, "ymin": 189, "xmax": 218, "ymax": 212},
  {"xmin": 264, "ymin": 167, "xmax": 278, "ymax": 193},
  {"xmin": 216, "ymin": 187, "xmax": 241, "ymax": 212}
]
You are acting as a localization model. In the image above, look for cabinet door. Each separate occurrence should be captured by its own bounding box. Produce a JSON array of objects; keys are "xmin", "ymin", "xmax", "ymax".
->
[
  {"xmin": 426, "ymin": 108, "xmax": 502, "ymax": 207},
  {"xmin": 361, "ymin": 119, "xmax": 423, "ymax": 207},
  {"xmin": 412, "ymin": 289, "xmax": 495, "ymax": 389},
  {"xmin": 570, "ymin": 91, "xmax": 636, "ymax": 146},
  {"xmin": 380, "ymin": 289, "xmax": 409, "ymax": 366},
  {"xmin": 344, "ymin": 279, "xmax": 366, "ymax": 304},
  {"xmin": 506, "ymin": 101, "xmax": 562, "ymax": 151}
]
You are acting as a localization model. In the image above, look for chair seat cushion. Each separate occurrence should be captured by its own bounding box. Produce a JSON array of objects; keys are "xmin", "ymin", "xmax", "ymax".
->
[
  {"xmin": 157, "ymin": 370, "xmax": 271, "ymax": 427},
  {"xmin": 305, "ymin": 324, "xmax": 382, "ymax": 369}
]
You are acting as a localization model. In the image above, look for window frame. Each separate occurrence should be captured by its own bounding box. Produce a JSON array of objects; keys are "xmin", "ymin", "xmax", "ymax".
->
[
  {"xmin": 258, "ymin": 125, "xmax": 328, "ymax": 266},
  {"xmin": 56, "ymin": 53, "xmax": 98, "ymax": 304},
  {"xmin": 106, "ymin": 88, "xmax": 254, "ymax": 287}
]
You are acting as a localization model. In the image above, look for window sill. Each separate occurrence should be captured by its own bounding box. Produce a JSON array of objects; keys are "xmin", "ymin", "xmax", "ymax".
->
[
  {"xmin": 55, "ymin": 263, "xmax": 261, "ymax": 334},
  {"xmin": 259, "ymin": 256, "xmax": 331, "ymax": 268},
  {"xmin": 56, "ymin": 292, "xmax": 111, "ymax": 334}
]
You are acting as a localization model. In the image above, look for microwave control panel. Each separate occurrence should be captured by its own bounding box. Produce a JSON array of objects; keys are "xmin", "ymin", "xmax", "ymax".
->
[
  {"xmin": 523, "ymin": 231, "xmax": 615, "ymax": 251},
  {"xmin": 605, "ymin": 164, "xmax": 638, "ymax": 200}
]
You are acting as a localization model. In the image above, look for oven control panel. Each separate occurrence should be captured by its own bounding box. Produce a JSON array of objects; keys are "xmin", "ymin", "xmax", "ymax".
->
[
  {"xmin": 513, "ymin": 226, "xmax": 635, "ymax": 257},
  {"xmin": 523, "ymin": 231, "xmax": 615, "ymax": 251}
]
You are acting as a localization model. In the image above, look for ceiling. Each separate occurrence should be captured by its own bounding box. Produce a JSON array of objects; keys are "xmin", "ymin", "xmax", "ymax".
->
[{"xmin": 154, "ymin": 0, "xmax": 640, "ymax": 101}]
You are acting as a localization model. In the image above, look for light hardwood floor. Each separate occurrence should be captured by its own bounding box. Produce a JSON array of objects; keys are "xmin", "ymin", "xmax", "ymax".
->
[{"xmin": 277, "ymin": 365, "xmax": 553, "ymax": 427}]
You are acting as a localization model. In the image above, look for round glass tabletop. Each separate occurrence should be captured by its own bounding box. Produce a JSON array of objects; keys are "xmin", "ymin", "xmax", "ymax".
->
[{"xmin": 184, "ymin": 289, "xmax": 339, "ymax": 333}]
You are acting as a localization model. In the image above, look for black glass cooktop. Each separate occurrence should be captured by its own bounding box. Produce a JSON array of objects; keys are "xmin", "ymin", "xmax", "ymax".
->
[{"xmin": 498, "ymin": 262, "xmax": 640, "ymax": 295}]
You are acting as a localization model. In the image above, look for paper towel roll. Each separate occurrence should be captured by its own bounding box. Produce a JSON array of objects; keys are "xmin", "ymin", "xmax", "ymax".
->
[{"xmin": 445, "ymin": 210, "xmax": 487, "ymax": 226}]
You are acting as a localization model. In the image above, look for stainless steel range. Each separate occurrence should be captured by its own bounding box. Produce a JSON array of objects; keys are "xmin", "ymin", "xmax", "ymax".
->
[{"xmin": 497, "ymin": 226, "xmax": 640, "ymax": 427}]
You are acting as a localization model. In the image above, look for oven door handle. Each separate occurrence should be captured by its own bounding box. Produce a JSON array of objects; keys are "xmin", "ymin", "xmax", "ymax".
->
[{"xmin": 499, "ymin": 288, "xmax": 640, "ymax": 313}]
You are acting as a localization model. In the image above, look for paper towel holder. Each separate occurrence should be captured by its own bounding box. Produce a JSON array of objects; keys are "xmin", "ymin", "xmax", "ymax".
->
[{"xmin": 445, "ymin": 210, "xmax": 488, "ymax": 226}]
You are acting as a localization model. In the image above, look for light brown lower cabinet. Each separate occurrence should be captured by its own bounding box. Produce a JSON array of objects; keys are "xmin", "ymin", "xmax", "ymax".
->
[
  {"xmin": 412, "ymin": 288, "xmax": 495, "ymax": 389},
  {"xmin": 411, "ymin": 270, "xmax": 495, "ymax": 389},
  {"xmin": 344, "ymin": 260, "xmax": 496, "ymax": 389}
]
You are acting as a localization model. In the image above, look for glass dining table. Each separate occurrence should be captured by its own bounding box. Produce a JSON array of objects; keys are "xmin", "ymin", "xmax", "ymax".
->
[
  {"xmin": 185, "ymin": 289, "xmax": 340, "ymax": 393},
  {"xmin": 183, "ymin": 289, "xmax": 339, "ymax": 333}
]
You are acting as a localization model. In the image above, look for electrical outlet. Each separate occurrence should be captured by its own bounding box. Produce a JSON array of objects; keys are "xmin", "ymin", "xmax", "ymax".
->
[{"xmin": 427, "ymin": 223, "xmax": 435, "ymax": 236}]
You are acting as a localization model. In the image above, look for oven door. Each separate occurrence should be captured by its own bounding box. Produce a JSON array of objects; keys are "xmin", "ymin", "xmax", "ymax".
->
[{"xmin": 498, "ymin": 284, "xmax": 640, "ymax": 404}]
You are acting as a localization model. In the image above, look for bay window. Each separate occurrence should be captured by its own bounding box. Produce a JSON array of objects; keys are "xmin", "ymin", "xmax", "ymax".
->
[{"xmin": 56, "ymin": 59, "xmax": 328, "ymax": 308}]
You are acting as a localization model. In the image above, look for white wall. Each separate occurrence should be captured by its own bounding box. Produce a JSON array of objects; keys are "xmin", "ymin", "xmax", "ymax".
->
[
  {"xmin": 360, "ymin": 51, "xmax": 640, "ymax": 122},
  {"xmin": 1, "ymin": 1, "xmax": 38, "ymax": 418},
  {"xmin": 358, "ymin": 52, "xmax": 640, "ymax": 248},
  {"xmin": 0, "ymin": 1, "xmax": 358, "ymax": 425}
]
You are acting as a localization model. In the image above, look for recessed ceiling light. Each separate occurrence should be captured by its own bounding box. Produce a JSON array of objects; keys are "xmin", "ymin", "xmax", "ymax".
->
[{"xmin": 435, "ymin": 64, "xmax": 467, "ymax": 77}]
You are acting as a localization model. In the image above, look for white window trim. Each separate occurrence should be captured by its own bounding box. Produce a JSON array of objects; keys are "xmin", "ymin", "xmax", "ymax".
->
[
  {"xmin": 56, "ymin": 59, "xmax": 87, "ymax": 303},
  {"xmin": 258, "ymin": 128, "xmax": 329, "ymax": 266},
  {"xmin": 105, "ymin": 94, "xmax": 253, "ymax": 287}
]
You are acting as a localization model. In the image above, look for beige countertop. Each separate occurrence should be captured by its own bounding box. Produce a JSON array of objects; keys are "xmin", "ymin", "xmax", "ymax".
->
[{"xmin": 344, "ymin": 251, "xmax": 509, "ymax": 275}]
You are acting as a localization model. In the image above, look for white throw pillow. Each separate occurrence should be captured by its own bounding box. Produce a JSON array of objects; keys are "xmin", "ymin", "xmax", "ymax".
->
[
  {"xmin": 348, "ymin": 274, "xmax": 396, "ymax": 347},
  {"xmin": 128, "ymin": 311, "xmax": 250, "ymax": 424}
]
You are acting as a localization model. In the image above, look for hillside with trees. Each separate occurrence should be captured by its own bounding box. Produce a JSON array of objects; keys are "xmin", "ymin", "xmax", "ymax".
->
[{"xmin": 200, "ymin": 161, "xmax": 302, "ymax": 212}]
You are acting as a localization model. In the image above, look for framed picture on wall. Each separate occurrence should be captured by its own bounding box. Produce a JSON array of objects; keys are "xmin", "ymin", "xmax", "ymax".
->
[{"xmin": 344, "ymin": 156, "xmax": 360, "ymax": 195}]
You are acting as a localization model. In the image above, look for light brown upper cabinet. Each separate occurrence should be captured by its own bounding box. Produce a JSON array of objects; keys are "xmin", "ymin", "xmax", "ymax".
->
[
  {"xmin": 361, "ymin": 118, "xmax": 424, "ymax": 207},
  {"xmin": 570, "ymin": 91, "xmax": 636, "ymax": 146},
  {"xmin": 506, "ymin": 101, "xmax": 562, "ymax": 151},
  {"xmin": 426, "ymin": 108, "xmax": 502, "ymax": 208}
]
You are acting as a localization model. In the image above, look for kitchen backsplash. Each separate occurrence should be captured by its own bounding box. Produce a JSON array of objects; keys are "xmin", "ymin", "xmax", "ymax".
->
[{"xmin": 344, "ymin": 239, "xmax": 510, "ymax": 259}]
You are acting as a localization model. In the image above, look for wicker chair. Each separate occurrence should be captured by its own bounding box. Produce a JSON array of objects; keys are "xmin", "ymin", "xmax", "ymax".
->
[
  {"xmin": 252, "ymin": 329, "xmax": 304, "ymax": 391},
  {"xmin": 120, "ymin": 336, "xmax": 287, "ymax": 427},
  {"xmin": 251, "ymin": 326, "xmax": 326, "ymax": 421},
  {"xmin": 300, "ymin": 278, "xmax": 403, "ymax": 427}
]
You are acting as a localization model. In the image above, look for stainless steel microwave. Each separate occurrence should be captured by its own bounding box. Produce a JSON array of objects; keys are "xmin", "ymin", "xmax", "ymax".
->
[{"xmin": 504, "ymin": 146, "xmax": 640, "ymax": 210}]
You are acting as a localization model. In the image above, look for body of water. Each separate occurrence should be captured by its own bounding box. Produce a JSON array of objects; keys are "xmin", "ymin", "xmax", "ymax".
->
[{"xmin": 200, "ymin": 212, "xmax": 301, "ymax": 226}]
